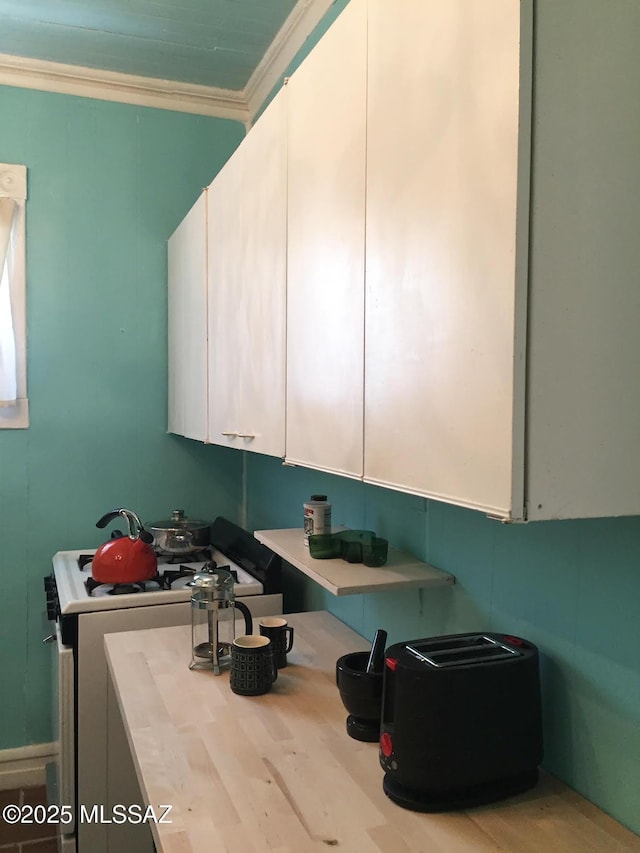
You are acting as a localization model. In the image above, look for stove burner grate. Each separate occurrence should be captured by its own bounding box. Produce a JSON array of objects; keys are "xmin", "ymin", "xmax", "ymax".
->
[
  {"xmin": 109, "ymin": 583, "xmax": 141, "ymax": 595},
  {"xmin": 162, "ymin": 561, "xmax": 237, "ymax": 589},
  {"xmin": 157, "ymin": 548, "xmax": 213, "ymax": 565},
  {"xmin": 85, "ymin": 575, "xmax": 163, "ymax": 596},
  {"xmin": 78, "ymin": 554, "xmax": 93, "ymax": 571}
]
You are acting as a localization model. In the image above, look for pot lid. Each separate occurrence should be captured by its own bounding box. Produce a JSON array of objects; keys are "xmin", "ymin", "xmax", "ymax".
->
[{"xmin": 147, "ymin": 509, "xmax": 210, "ymax": 530}]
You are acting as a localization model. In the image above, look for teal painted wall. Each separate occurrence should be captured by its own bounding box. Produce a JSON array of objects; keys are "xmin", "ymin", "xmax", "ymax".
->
[
  {"xmin": 0, "ymin": 0, "xmax": 637, "ymax": 841},
  {"xmin": 0, "ymin": 84, "xmax": 245, "ymax": 748}
]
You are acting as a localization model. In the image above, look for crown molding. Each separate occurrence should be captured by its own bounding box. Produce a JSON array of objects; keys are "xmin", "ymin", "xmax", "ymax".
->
[
  {"xmin": 244, "ymin": 0, "xmax": 334, "ymax": 120},
  {"xmin": 0, "ymin": 0, "xmax": 333, "ymax": 123},
  {"xmin": 0, "ymin": 52, "xmax": 250, "ymax": 122}
]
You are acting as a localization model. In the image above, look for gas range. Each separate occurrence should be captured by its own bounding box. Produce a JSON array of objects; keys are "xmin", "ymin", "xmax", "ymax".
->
[
  {"xmin": 45, "ymin": 516, "xmax": 283, "ymax": 853},
  {"xmin": 52, "ymin": 547, "xmax": 264, "ymax": 614},
  {"xmin": 48, "ymin": 515, "xmax": 282, "ymax": 618}
]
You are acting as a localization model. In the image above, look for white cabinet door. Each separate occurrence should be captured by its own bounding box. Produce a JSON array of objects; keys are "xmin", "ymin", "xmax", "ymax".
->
[
  {"xmin": 207, "ymin": 90, "xmax": 287, "ymax": 457},
  {"xmin": 167, "ymin": 191, "xmax": 208, "ymax": 442},
  {"xmin": 285, "ymin": 0, "xmax": 367, "ymax": 477},
  {"xmin": 364, "ymin": 0, "xmax": 528, "ymax": 518}
]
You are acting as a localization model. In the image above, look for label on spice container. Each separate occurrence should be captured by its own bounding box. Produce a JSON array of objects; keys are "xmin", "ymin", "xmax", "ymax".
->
[{"xmin": 303, "ymin": 495, "xmax": 331, "ymax": 545}]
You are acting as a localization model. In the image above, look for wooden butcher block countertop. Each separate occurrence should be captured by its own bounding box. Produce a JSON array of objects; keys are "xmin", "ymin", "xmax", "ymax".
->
[{"xmin": 105, "ymin": 611, "xmax": 640, "ymax": 853}]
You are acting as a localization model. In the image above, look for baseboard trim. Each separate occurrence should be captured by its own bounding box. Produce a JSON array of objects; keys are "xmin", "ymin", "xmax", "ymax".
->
[{"xmin": 0, "ymin": 743, "xmax": 57, "ymax": 790}]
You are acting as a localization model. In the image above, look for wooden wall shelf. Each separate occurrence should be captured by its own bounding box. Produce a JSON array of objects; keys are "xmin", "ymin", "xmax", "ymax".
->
[{"xmin": 253, "ymin": 528, "xmax": 455, "ymax": 596}]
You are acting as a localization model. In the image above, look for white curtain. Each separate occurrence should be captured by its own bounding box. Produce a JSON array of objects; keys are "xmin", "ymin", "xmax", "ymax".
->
[{"xmin": 0, "ymin": 196, "xmax": 17, "ymax": 405}]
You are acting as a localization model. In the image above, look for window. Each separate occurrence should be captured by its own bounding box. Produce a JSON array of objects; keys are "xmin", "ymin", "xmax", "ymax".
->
[{"xmin": 0, "ymin": 163, "xmax": 27, "ymax": 428}]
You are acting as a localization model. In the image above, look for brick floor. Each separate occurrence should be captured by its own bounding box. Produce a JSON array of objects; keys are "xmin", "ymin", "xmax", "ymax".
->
[{"xmin": 0, "ymin": 787, "xmax": 57, "ymax": 851}]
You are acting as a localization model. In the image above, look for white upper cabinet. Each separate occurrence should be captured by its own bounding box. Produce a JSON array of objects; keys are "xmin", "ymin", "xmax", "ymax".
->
[
  {"xmin": 364, "ymin": 0, "xmax": 529, "ymax": 519},
  {"xmin": 285, "ymin": 0, "xmax": 367, "ymax": 477},
  {"xmin": 207, "ymin": 89, "xmax": 287, "ymax": 457},
  {"xmin": 519, "ymin": 1, "xmax": 640, "ymax": 521},
  {"xmin": 169, "ymin": 0, "xmax": 640, "ymax": 522},
  {"xmin": 167, "ymin": 191, "xmax": 208, "ymax": 442}
]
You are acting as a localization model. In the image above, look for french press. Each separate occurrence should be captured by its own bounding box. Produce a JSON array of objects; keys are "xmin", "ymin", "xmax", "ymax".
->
[{"xmin": 189, "ymin": 567, "xmax": 253, "ymax": 674}]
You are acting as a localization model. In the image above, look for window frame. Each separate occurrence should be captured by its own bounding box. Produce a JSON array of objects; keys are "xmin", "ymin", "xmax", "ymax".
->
[{"xmin": 0, "ymin": 163, "xmax": 28, "ymax": 429}]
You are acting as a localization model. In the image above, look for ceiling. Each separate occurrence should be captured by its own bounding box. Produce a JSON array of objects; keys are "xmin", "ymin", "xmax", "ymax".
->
[{"xmin": 0, "ymin": 0, "xmax": 333, "ymax": 119}]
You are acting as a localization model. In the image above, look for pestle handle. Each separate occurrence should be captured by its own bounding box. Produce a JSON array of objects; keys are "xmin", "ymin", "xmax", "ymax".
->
[{"xmin": 365, "ymin": 629, "xmax": 388, "ymax": 674}]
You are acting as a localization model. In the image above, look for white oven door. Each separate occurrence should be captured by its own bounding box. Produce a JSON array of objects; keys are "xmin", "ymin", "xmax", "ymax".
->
[{"xmin": 46, "ymin": 621, "xmax": 76, "ymax": 851}]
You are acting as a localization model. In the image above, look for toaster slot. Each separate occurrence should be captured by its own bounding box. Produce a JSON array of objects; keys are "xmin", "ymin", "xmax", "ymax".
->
[
  {"xmin": 407, "ymin": 635, "xmax": 522, "ymax": 668},
  {"xmin": 412, "ymin": 634, "xmax": 497, "ymax": 654}
]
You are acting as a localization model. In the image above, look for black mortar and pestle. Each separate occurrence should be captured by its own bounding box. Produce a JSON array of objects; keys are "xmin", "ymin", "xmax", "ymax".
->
[{"xmin": 336, "ymin": 629, "xmax": 387, "ymax": 742}]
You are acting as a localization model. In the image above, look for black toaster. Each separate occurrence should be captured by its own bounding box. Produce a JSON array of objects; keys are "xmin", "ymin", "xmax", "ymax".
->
[{"xmin": 379, "ymin": 632, "xmax": 543, "ymax": 811}]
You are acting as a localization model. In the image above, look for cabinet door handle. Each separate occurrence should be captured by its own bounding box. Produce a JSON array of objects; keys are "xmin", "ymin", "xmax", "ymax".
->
[
  {"xmin": 237, "ymin": 433, "xmax": 255, "ymax": 439},
  {"xmin": 221, "ymin": 431, "xmax": 238, "ymax": 437}
]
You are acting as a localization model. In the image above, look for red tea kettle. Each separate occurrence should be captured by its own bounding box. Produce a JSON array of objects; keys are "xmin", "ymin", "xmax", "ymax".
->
[{"xmin": 92, "ymin": 508, "xmax": 158, "ymax": 584}]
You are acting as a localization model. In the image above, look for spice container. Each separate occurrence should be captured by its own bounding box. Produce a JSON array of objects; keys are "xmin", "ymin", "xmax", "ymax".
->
[{"xmin": 303, "ymin": 495, "xmax": 332, "ymax": 546}]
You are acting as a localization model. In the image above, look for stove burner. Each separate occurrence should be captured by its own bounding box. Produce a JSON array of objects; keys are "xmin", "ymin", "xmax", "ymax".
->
[
  {"xmin": 162, "ymin": 566, "xmax": 196, "ymax": 589},
  {"xmin": 162, "ymin": 561, "xmax": 237, "ymax": 589},
  {"xmin": 78, "ymin": 555, "xmax": 93, "ymax": 571},
  {"xmin": 85, "ymin": 575, "xmax": 163, "ymax": 596},
  {"xmin": 157, "ymin": 548, "xmax": 213, "ymax": 565},
  {"xmin": 109, "ymin": 584, "xmax": 141, "ymax": 595}
]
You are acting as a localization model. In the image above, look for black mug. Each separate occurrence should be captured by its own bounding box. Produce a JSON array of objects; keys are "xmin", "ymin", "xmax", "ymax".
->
[
  {"xmin": 230, "ymin": 635, "xmax": 277, "ymax": 696},
  {"xmin": 259, "ymin": 617, "xmax": 294, "ymax": 668}
]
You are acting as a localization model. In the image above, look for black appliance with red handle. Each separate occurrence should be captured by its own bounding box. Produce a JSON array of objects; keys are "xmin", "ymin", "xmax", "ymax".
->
[{"xmin": 379, "ymin": 632, "xmax": 543, "ymax": 812}]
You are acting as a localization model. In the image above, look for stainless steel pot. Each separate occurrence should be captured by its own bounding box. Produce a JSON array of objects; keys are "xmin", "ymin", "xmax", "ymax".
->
[{"xmin": 146, "ymin": 509, "xmax": 211, "ymax": 555}]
